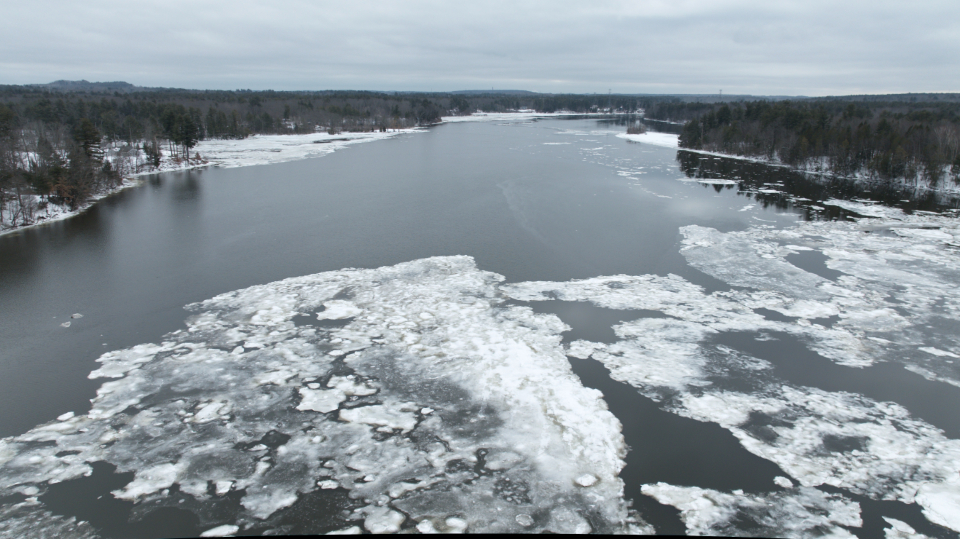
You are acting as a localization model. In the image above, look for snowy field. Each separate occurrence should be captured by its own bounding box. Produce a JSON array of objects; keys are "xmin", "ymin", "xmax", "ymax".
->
[{"xmin": 2, "ymin": 198, "xmax": 959, "ymax": 536}]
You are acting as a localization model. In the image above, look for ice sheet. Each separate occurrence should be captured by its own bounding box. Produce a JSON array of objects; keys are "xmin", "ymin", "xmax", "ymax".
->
[
  {"xmin": 642, "ymin": 482, "xmax": 860, "ymax": 538},
  {"xmin": 0, "ymin": 256, "xmax": 641, "ymax": 534},
  {"xmin": 504, "ymin": 207, "xmax": 960, "ymax": 533}
]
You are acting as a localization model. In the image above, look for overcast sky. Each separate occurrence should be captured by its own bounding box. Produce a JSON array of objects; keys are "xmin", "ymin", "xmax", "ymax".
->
[{"xmin": 3, "ymin": 0, "xmax": 958, "ymax": 96}]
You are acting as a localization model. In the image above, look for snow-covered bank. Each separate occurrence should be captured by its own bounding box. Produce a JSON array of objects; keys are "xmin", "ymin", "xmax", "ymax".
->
[
  {"xmin": 2, "ymin": 113, "xmax": 637, "ymax": 237},
  {"xmin": 651, "ymin": 139, "xmax": 960, "ymax": 197},
  {"xmin": 0, "ymin": 129, "xmax": 418, "ymax": 237}
]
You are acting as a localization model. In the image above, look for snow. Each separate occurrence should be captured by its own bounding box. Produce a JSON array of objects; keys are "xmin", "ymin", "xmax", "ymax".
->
[
  {"xmin": 616, "ymin": 132, "xmax": 679, "ymax": 148},
  {"xmin": 0, "ymin": 256, "xmax": 640, "ymax": 534}
]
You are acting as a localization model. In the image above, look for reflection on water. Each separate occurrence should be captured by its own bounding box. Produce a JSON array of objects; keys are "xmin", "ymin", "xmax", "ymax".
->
[{"xmin": 676, "ymin": 149, "xmax": 960, "ymax": 217}]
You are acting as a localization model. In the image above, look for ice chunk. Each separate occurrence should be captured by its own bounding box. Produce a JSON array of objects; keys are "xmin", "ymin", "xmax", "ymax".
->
[
  {"xmin": 575, "ymin": 473, "xmax": 598, "ymax": 487},
  {"xmin": 915, "ymin": 481, "xmax": 960, "ymax": 532},
  {"xmin": 362, "ymin": 506, "xmax": 405, "ymax": 533},
  {"xmin": 883, "ymin": 517, "xmax": 930, "ymax": 539},
  {"xmin": 642, "ymin": 482, "xmax": 860, "ymax": 537},
  {"xmin": 200, "ymin": 524, "xmax": 239, "ymax": 537},
  {"xmin": 339, "ymin": 405, "xmax": 417, "ymax": 433},
  {"xmin": 317, "ymin": 300, "xmax": 362, "ymax": 320},
  {"xmin": 296, "ymin": 388, "xmax": 346, "ymax": 413},
  {"xmin": 327, "ymin": 375, "xmax": 376, "ymax": 396},
  {"xmin": 774, "ymin": 476, "xmax": 794, "ymax": 488},
  {"xmin": 113, "ymin": 462, "xmax": 181, "ymax": 501},
  {"xmin": 326, "ymin": 526, "xmax": 361, "ymax": 535},
  {"xmin": 920, "ymin": 347, "xmax": 959, "ymax": 359}
]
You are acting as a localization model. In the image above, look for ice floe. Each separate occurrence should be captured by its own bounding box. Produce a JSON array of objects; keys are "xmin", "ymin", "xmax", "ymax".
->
[
  {"xmin": 641, "ymin": 483, "xmax": 861, "ymax": 538},
  {"xmin": 616, "ymin": 132, "xmax": 680, "ymax": 149},
  {"xmin": 503, "ymin": 203, "xmax": 960, "ymax": 533},
  {"xmin": 0, "ymin": 256, "xmax": 644, "ymax": 535}
]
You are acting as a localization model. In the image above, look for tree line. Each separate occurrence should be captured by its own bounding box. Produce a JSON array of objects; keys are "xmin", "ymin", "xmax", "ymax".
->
[
  {"xmin": 650, "ymin": 99, "xmax": 960, "ymax": 187},
  {"xmin": 0, "ymin": 85, "xmax": 652, "ymax": 230}
]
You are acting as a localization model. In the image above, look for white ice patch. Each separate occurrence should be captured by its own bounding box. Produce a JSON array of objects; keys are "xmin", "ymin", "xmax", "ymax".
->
[
  {"xmin": 642, "ymin": 482, "xmax": 861, "ymax": 538},
  {"xmin": 697, "ymin": 179, "xmax": 738, "ymax": 186},
  {"xmin": 316, "ymin": 300, "xmax": 362, "ymax": 320},
  {"xmin": 339, "ymin": 404, "xmax": 418, "ymax": 433},
  {"xmin": 616, "ymin": 132, "xmax": 680, "ymax": 148},
  {"xmin": 0, "ymin": 256, "xmax": 639, "ymax": 534},
  {"xmin": 200, "ymin": 524, "xmax": 240, "ymax": 537},
  {"xmin": 920, "ymin": 347, "xmax": 960, "ymax": 359},
  {"xmin": 296, "ymin": 388, "xmax": 346, "ymax": 413},
  {"xmin": 503, "ymin": 207, "xmax": 960, "ymax": 533},
  {"xmin": 883, "ymin": 517, "xmax": 931, "ymax": 539}
]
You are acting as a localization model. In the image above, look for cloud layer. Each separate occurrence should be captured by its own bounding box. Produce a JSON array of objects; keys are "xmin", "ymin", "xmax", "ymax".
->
[{"xmin": 3, "ymin": 0, "xmax": 958, "ymax": 95}]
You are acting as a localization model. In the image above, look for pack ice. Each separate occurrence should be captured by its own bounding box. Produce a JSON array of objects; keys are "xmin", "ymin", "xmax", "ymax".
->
[
  {"xmin": 0, "ymin": 256, "xmax": 644, "ymax": 535},
  {"xmin": 505, "ymin": 201, "xmax": 960, "ymax": 534}
]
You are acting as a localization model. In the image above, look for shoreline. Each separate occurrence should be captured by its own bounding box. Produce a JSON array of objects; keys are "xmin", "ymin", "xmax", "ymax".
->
[
  {"xmin": 618, "ymin": 132, "xmax": 960, "ymax": 198},
  {"xmin": 0, "ymin": 112, "xmax": 627, "ymax": 237}
]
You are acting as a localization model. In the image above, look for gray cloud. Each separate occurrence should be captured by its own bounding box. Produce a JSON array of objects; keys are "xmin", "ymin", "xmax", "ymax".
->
[{"xmin": 2, "ymin": 0, "xmax": 958, "ymax": 95}]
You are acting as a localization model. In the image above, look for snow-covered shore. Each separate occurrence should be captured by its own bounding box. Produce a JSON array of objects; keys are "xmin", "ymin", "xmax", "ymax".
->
[
  {"xmin": 0, "ymin": 129, "xmax": 419, "ymax": 237},
  {"xmin": 618, "ymin": 132, "xmax": 960, "ymax": 197},
  {"xmin": 2, "ymin": 111, "xmax": 636, "ymax": 237}
]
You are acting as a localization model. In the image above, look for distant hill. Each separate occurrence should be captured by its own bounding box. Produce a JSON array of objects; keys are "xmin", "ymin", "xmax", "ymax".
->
[
  {"xmin": 32, "ymin": 80, "xmax": 155, "ymax": 93},
  {"xmin": 450, "ymin": 90, "xmax": 537, "ymax": 95}
]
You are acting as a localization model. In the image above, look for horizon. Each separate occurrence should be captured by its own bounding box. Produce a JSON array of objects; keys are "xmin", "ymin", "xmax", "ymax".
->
[
  {"xmin": 2, "ymin": 1, "xmax": 958, "ymax": 96},
  {"xmin": 15, "ymin": 79, "xmax": 960, "ymax": 101}
]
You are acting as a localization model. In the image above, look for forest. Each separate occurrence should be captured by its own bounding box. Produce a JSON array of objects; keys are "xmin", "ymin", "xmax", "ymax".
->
[
  {"xmin": 645, "ymin": 98, "xmax": 960, "ymax": 187},
  {"xmin": 0, "ymin": 84, "xmax": 655, "ymax": 230}
]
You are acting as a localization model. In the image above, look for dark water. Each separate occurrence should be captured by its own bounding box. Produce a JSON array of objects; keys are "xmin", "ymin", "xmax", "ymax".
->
[{"xmin": 2, "ymin": 118, "xmax": 959, "ymax": 537}]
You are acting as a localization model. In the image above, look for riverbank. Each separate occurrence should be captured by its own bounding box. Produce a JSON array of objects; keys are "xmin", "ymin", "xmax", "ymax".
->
[
  {"xmin": 1, "ymin": 112, "xmax": 631, "ymax": 237},
  {"xmin": 619, "ymin": 132, "xmax": 960, "ymax": 198},
  {"xmin": 0, "ymin": 129, "xmax": 420, "ymax": 237}
]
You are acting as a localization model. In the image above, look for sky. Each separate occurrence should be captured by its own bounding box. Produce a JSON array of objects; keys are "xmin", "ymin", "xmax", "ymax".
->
[{"xmin": 2, "ymin": 0, "xmax": 959, "ymax": 96}]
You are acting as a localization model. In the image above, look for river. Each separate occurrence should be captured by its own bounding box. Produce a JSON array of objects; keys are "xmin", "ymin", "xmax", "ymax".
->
[{"xmin": 1, "ymin": 117, "xmax": 958, "ymax": 537}]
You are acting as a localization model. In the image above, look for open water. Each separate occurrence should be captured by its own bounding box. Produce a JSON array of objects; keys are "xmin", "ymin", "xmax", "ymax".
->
[{"xmin": 1, "ymin": 117, "xmax": 959, "ymax": 537}]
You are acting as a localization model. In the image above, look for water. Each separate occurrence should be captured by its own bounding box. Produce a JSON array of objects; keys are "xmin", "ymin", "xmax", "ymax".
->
[{"xmin": 1, "ymin": 118, "xmax": 958, "ymax": 537}]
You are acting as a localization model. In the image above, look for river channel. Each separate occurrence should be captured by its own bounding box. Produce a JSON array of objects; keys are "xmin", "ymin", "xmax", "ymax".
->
[{"xmin": 1, "ymin": 117, "xmax": 959, "ymax": 537}]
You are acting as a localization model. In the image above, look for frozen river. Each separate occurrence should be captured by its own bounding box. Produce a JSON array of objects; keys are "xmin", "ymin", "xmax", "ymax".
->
[{"xmin": 1, "ymin": 117, "xmax": 959, "ymax": 537}]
